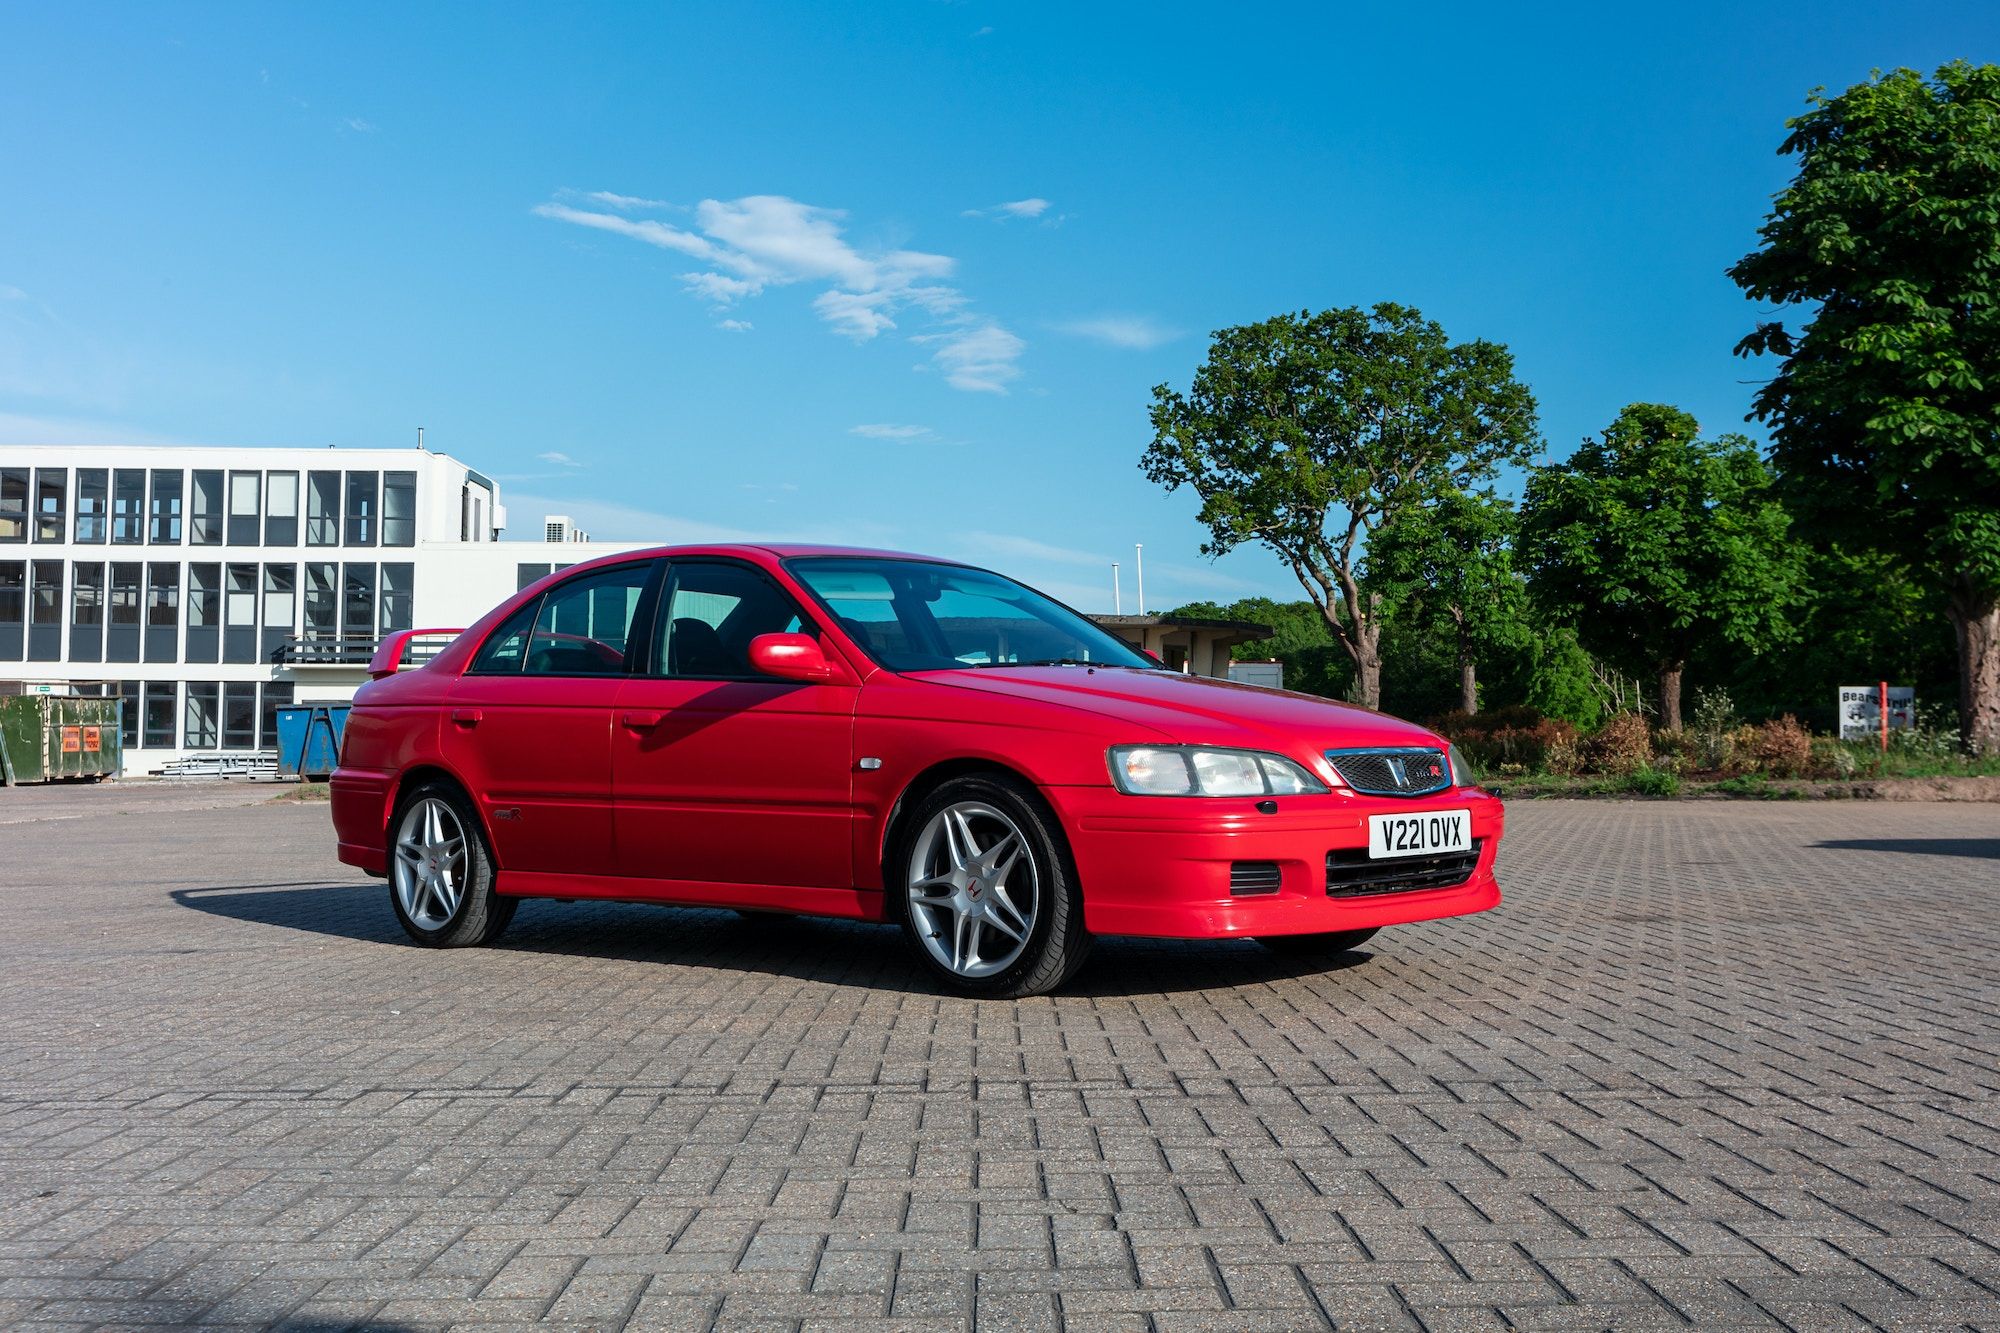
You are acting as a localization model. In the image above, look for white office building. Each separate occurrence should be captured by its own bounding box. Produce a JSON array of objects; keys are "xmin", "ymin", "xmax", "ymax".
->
[{"xmin": 0, "ymin": 446, "xmax": 645, "ymax": 772}]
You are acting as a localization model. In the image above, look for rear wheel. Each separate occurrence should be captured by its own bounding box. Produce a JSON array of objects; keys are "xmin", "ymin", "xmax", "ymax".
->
[
  {"xmin": 1257, "ymin": 927, "xmax": 1379, "ymax": 956},
  {"xmin": 895, "ymin": 774, "xmax": 1089, "ymax": 998},
  {"xmin": 388, "ymin": 782, "xmax": 516, "ymax": 947}
]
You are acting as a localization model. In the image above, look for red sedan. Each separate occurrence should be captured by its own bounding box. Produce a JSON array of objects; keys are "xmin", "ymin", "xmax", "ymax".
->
[{"xmin": 331, "ymin": 546, "xmax": 1502, "ymax": 997}]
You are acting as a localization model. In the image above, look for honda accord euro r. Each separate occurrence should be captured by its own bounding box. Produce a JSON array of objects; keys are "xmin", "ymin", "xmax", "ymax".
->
[{"xmin": 331, "ymin": 546, "xmax": 1503, "ymax": 997}]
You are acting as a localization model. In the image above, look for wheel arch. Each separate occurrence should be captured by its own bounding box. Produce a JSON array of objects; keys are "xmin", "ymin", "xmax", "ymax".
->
[
  {"xmin": 878, "ymin": 757, "xmax": 1070, "ymax": 887},
  {"xmin": 389, "ymin": 764, "xmax": 500, "ymax": 865}
]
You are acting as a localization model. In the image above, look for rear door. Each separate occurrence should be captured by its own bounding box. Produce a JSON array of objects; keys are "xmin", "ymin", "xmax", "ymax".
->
[
  {"xmin": 444, "ymin": 560, "xmax": 659, "ymax": 880},
  {"xmin": 612, "ymin": 558, "xmax": 857, "ymax": 893}
]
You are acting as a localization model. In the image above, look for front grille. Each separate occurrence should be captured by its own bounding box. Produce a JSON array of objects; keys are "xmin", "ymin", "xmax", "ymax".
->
[
  {"xmin": 1326, "ymin": 747, "xmax": 1451, "ymax": 797},
  {"xmin": 1229, "ymin": 861, "xmax": 1282, "ymax": 896},
  {"xmin": 1326, "ymin": 840, "xmax": 1482, "ymax": 897}
]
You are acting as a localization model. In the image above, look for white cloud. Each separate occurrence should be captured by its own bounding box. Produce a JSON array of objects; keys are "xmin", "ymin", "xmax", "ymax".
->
[
  {"xmin": 716, "ymin": 318, "xmax": 753, "ymax": 333},
  {"xmin": 585, "ymin": 190, "xmax": 670, "ymax": 211},
  {"xmin": 953, "ymin": 532, "xmax": 1104, "ymax": 566},
  {"xmin": 342, "ymin": 117, "xmax": 376, "ymax": 133},
  {"xmin": 535, "ymin": 451, "xmax": 583, "ymax": 468},
  {"xmin": 537, "ymin": 191, "xmax": 1024, "ymax": 390},
  {"xmin": 848, "ymin": 423, "xmax": 934, "ymax": 441},
  {"xmin": 1057, "ymin": 315, "xmax": 1180, "ymax": 350},
  {"xmin": 501, "ymin": 492, "xmax": 895, "ymax": 546},
  {"xmin": 964, "ymin": 198, "xmax": 1051, "ymax": 221},
  {"xmin": 0, "ymin": 285, "xmax": 27, "ymax": 302},
  {"xmin": 915, "ymin": 322, "xmax": 1026, "ymax": 393}
]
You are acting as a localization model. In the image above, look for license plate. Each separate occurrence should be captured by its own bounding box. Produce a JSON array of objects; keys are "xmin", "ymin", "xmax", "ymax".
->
[{"xmin": 1367, "ymin": 809, "xmax": 1472, "ymax": 859}]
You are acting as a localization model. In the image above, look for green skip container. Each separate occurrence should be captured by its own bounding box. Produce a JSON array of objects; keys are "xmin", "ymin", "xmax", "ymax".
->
[{"xmin": 0, "ymin": 694, "xmax": 123, "ymax": 786}]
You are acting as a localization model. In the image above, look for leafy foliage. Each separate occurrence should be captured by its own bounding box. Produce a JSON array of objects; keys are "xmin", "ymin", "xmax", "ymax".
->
[
  {"xmin": 1517, "ymin": 403, "xmax": 1806, "ymax": 728},
  {"xmin": 1364, "ymin": 489, "xmax": 1529, "ymax": 712},
  {"xmin": 1730, "ymin": 61, "xmax": 2000, "ymax": 751},
  {"xmin": 1144, "ymin": 304, "xmax": 1539, "ymax": 707}
]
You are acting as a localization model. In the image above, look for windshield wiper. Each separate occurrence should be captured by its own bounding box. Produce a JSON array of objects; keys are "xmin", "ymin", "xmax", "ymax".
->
[{"xmin": 972, "ymin": 657, "xmax": 1109, "ymax": 669}]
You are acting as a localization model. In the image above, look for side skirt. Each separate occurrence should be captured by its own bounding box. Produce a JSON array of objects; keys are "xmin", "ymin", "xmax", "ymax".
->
[{"xmin": 498, "ymin": 870, "xmax": 888, "ymax": 922}]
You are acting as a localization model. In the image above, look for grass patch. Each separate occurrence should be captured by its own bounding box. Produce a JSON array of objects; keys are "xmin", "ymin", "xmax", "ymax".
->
[{"xmin": 268, "ymin": 781, "xmax": 331, "ymax": 802}]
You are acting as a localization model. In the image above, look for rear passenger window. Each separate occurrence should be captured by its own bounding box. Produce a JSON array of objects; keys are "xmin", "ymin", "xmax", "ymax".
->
[
  {"xmin": 468, "ymin": 599, "xmax": 540, "ymax": 674},
  {"xmin": 525, "ymin": 563, "xmax": 651, "ymax": 676}
]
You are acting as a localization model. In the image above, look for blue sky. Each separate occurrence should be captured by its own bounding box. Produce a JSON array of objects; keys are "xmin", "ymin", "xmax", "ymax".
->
[{"xmin": 3, "ymin": 2, "xmax": 1994, "ymax": 612}]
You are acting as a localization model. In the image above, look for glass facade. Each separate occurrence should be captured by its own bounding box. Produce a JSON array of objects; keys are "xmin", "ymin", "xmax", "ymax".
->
[
  {"xmin": 36, "ymin": 469, "xmax": 66, "ymax": 542},
  {"xmin": 149, "ymin": 469, "xmax": 183, "ymax": 544},
  {"xmin": 75, "ymin": 469, "xmax": 107, "ymax": 543}
]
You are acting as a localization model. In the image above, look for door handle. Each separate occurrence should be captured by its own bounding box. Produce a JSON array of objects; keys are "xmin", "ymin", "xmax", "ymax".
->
[
  {"xmin": 451, "ymin": 708, "xmax": 481, "ymax": 726},
  {"xmin": 620, "ymin": 711, "xmax": 663, "ymax": 731}
]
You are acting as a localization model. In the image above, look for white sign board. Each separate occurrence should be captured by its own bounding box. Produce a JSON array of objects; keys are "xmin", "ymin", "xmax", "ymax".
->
[{"xmin": 1837, "ymin": 685, "xmax": 1915, "ymax": 741}]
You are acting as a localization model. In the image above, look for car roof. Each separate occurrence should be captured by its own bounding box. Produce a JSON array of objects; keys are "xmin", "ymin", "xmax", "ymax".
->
[{"xmin": 577, "ymin": 542, "xmax": 964, "ymax": 564}]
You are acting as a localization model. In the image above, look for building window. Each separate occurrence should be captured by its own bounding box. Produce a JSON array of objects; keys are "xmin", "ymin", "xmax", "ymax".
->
[
  {"xmin": 30, "ymin": 560, "xmax": 62, "ymax": 628},
  {"xmin": 306, "ymin": 471, "xmax": 340, "ymax": 546},
  {"xmin": 143, "ymin": 681, "xmax": 176, "ymax": 749},
  {"xmin": 149, "ymin": 470, "xmax": 183, "ymax": 544},
  {"xmin": 0, "ymin": 469, "xmax": 26, "ymax": 543},
  {"xmin": 223, "ymin": 682, "xmax": 257, "ymax": 750},
  {"xmin": 344, "ymin": 471, "xmax": 378, "ymax": 546},
  {"xmin": 112, "ymin": 470, "xmax": 145, "ymax": 544},
  {"xmin": 184, "ymin": 682, "xmax": 219, "ymax": 749},
  {"xmin": 35, "ymin": 469, "xmax": 67, "ymax": 542},
  {"xmin": 304, "ymin": 562, "xmax": 338, "ymax": 637},
  {"xmin": 227, "ymin": 471, "xmax": 260, "ymax": 546},
  {"xmin": 186, "ymin": 561, "xmax": 220, "ymax": 664},
  {"xmin": 190, "ymin": 470, "xmax": 224, "ymax": 545},
  {"xmin": 259, "ymin": 681, "xmax": 294, "ymax": 751},
  {"xmin": 0, "ymin": 560, "xmax": 22, "ymax": 659},
  {"xmin": 72, "ymin": 563, "xmax": 105, "ymax": 625},
  {"xmin": 266, "ymin": 471, "xmax": 300, "ymax": 546},
  {"xmin": 109, "ymin": 563, "xmax": 141, "ymax": 626},
  {"xmin": 382, "ymin": 471, "xmax": 416, "ymax": 546},
  {"xmin": 380, "ymin": 562, "xmax": 413, "ymax": 632},
  {"xmin": 517, "ymin": 562, "xmax": 552, "ymax": 591},
  {"xmin": 118, "ymin": 681, "xmax": 139, "ymax": 749},
  {"xmin": 342, "ymin": 563, "xmax": 376, "ymax": 640},
  {"xmin": 75, "ymin": 469, "xmax": 108, "ymax": 543},
  {"xmin": 224, "ymin": 563, "xmax": 258, "ymax": 663},
  {"xmin": 263, "ymin": 564, "xmax": 297, "ymax": 633},
  {"xmin": 144, "ymin": 562, "xmax": 180, "ymax": 665}
]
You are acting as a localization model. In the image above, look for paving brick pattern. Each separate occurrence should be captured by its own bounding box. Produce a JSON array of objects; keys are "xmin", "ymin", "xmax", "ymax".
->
[{"xmin": 1, "ymin": 790, "xmax": 1998, "ymax": 1330}]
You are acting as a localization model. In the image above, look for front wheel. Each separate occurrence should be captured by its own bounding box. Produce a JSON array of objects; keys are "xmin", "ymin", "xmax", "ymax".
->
[
  {"xmin": 1257, "ymin": 927, "xmax": 1380, "ymax": 956},
  {"xmin": 895, "ymin": 774, "xmax": 1089, "ymax": 998},
  {"xmin": 388, "ymin": 782, "xmax": 516, "ymax": 947}
]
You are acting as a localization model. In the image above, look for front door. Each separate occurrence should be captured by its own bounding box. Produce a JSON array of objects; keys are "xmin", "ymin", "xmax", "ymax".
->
[
  {"xmin": 443, "ymin": 560, "xmax": 657, "ymax": 880},
  {"xmin": 613, "ymin": 559, "xmax": 856, "ymax": 894}
]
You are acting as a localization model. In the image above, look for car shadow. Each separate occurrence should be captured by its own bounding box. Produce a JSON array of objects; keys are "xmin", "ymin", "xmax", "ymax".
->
[
  {"xmin": 1813, "ymin": 838, "xmax": 2000, "ymax": 860},
  {"xmin": 170, "ymin": 881, "xmax": 1378, "ymax": 995}
]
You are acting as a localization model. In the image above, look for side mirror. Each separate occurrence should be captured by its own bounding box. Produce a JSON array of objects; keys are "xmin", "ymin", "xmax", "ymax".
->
[{"xmin": 747, "ymin": 632, "xmax": 836, "ymax": 683}]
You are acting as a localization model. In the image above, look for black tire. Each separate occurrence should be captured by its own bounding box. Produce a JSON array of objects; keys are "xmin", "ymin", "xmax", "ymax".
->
[
  {"xmin": 386, "ymin": 781, "xmax": 517, "ymax": 947},
  {"xmin": 893, "ymin": 772, "xmax": 1091, "ymax": 999},
  {"xmin": 1257, "ymin": 926, "xmax": 1380, "ymax": 956}
]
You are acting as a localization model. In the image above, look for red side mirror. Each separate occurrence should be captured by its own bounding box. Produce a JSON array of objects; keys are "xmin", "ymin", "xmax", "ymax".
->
[{"xmin": 747, "ymin": 632, "xmax": 836, "ymax": 682}]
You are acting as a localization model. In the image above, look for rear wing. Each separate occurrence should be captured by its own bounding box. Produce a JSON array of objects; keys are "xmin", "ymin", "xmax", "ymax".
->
[{"xmin": 369, "ymin": 628, "xmax": 467, "ymax": 680}]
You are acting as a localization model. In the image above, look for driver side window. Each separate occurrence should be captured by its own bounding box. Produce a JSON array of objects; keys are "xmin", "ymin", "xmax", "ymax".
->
[{"xmin": 656, "ymin": 561, "xmax": 812, "ymax": 678}]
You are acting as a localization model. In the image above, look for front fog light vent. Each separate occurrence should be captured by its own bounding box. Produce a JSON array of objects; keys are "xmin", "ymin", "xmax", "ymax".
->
[{"xmin": 1229, "ymin": 861, "xmax": 1282, "ymax": 896}]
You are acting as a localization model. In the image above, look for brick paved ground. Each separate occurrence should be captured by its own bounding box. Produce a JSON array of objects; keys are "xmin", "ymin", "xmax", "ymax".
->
[{"xmin": 1, "ymin": 788, "xmax": 1997, "ymax": 1331}]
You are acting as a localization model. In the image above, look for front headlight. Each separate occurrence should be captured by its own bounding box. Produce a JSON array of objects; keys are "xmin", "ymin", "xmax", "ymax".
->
[
  {"xmin": 1109, "ymin": 745, "xmax": 1329, "ymax": 797},
  {"xmin": 1448, "ymin": 743, "xmax": 1478, "ymax": 788}
]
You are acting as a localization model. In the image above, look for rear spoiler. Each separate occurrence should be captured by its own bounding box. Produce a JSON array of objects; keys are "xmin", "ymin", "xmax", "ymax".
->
[{"xmin": 369, "ymin": 628, "xmax": 467, "ymax": 680}]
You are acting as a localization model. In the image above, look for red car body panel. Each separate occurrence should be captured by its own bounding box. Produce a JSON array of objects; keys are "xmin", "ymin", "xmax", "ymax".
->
[{"xmin": 331, "ymin": 543, "xmax": 1504, "ymax": 939}]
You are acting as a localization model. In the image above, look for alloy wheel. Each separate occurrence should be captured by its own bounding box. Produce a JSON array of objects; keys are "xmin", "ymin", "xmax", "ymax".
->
[
  {"xmin": 905, "ymin": 800, "xmax": 1040, "ymax": 979},
  {"xmin": 394, "ymin": 796, "xmax": 469, "ymax": 930}
]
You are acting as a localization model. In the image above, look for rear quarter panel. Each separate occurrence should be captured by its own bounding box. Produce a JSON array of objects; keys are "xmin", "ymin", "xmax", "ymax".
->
[{"xmin": 330, "ymin": 673, "xmax": 446, "ymax": 874}]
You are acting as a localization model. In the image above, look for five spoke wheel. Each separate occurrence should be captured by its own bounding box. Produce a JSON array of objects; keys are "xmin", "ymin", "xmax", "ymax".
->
[
  {"xmin": 905, "ymin": 800, "xmax": 1040, "ymax": 979},
  {"xmin": 394, "ymin": 796, "xmax": 469, "ymax": 930}
]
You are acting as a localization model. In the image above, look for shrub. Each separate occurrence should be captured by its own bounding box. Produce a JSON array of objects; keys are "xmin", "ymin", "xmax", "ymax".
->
[
  {"xmin": 1584, "ymin": 712, "xmax": 1653, "ymax": 774},
  {"xmin": 1724, "ymin": 724, "xmax": 1763, "ymax": 775},
  {"xmin": 1751, "ymin": 715, "xmax": 1813, "ymax": 778},
  {"xmin": 1622, "ymin": 766, "xmax": 1680, "ymax": 797},
  {"xmin": 1690, "ymin": 687, "xmax": 1739, "ymax": 771},
  {"xmin": 1425, "ymin": 707, "xmax": 1578, "ymax": 774},
  {"xmin": 1808, "ymin": 736, "xmax": 1859, "ymax": 780},
  {"xmin": 1544, "ymin": 732, "xmax": 1582, "ymax": 777}
]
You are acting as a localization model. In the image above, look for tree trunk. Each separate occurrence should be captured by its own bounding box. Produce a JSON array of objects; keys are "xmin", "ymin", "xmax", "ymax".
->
[
  {"xmin": 1355, "ymin": 640, "xmax": 1382, "ymax": 711},
  {"xmin": 1657, "ymin": 661, "xmax": 1684, "ymax": 732},
  {"xmin": 1946, "ymin": 582, "xmax": 2000, "ymax": 756},
  {"xmin": 1319, "ymin": 591, "xmax": 1384, "ymax": 711},
  {"xmin": 1457, "ymin": 621, "xmax": 1477, "ymax": 715}
]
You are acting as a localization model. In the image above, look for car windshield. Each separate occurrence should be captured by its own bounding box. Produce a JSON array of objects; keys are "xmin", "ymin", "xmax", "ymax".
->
[{"xmin": 788, "ymin": 557, "xmax": 1159, "ymax": 673}]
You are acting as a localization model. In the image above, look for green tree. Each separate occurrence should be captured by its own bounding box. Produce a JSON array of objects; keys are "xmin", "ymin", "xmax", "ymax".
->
[
  {"xmin": 1364, "ymin": 489, "xmax": 1529, "ymax": 714},
  {"xmin": 1143, "ymin": 304, "xmax": 1540, "ymax": 710},
  {"xmin": 1730, "ymin": 62, "xmax": 2000, "ymax": 753},
  {"xmin": 1517, "ymin": 403, "xmax": 1805, "ymax": 731},
  {"xmin": 1168, "ymin": 597, "xmax": 1353, "ymax": 698}
]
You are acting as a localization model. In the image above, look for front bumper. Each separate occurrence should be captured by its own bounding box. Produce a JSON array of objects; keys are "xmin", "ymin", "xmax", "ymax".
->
[{"xmin": 1048, "ymin": 785, "xmax": 1504, "ymax": 939}]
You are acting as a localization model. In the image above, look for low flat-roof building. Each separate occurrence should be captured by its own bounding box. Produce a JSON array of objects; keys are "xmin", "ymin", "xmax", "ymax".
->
[{"xmin": 1092, "ymin": 614, "xmax": 1272, "ymax": 680}]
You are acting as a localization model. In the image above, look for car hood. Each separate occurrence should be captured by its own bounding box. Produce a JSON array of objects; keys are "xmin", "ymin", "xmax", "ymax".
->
[{"xmin": 904, "ymin": 666, "xmax": 1444, "ymax": 753}]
